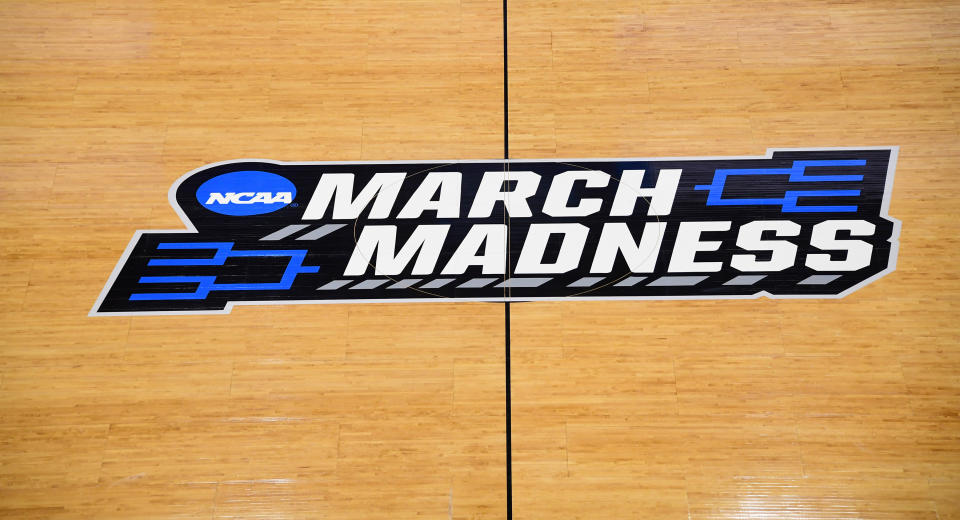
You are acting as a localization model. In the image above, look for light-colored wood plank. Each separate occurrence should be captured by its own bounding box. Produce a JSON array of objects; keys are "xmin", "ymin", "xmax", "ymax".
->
[
  {"xmin": 2, "ymin": 0, "xmax": 959, "ymax": 518},
  {"xmin": 0, "ymin": 1, "xmax": 506, "ymax": 518},
  {"xmin": 509, "ymin": 0, "xmax": 960, "ymax": 518}
]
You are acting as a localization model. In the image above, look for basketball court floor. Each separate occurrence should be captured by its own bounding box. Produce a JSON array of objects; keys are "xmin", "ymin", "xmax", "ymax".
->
[{"xmin": 1, "ymin": 1, "xmax": 959, "ymax": 518}]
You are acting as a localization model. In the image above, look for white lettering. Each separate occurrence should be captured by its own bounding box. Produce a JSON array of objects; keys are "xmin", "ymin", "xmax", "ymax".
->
[
  {"xmin": 590, "ymin": 222, "xmax": 667, "ymax": 273},
  {"xmin": 542, "ymin": 170, "xmax": 609, "ymax": 217},
  {"xmin": 204, "ymin": 192, "xmax": 293, "ymax": 204},
  {"xmin": 397, "ymin": 171, "xmax": 462, "ymax": 219},
  {"xmin": 610, "ymin": 169, "xmax": 682, "ymax": 216},
  {"xmin": 441, "ymin": 224, "xmax": 507, "ymax": 275},
  {"xmin": 731, "ymin": 220, "xmax": 801, "ymax": 272},
  {"xmin": 668, "ymin": 221, "xmax": 730, "ymax": 272},
  {"xmin": 468, "ymin": 171, "xmax": 541, "ymax": 218},
  {"xmin": 515, "ymin": 223, "xmax": 589, "ymax": 274},
  {"xmin": 303, "ymin": 172, "xmax": 405, "ymax": 219},
  {"xmin": 344, "ymin": 225, "xmax": 450, "ymax": 276},
  {"xmin": 805, "ymin": 220, "xmax": 875, "ymax": 271}
]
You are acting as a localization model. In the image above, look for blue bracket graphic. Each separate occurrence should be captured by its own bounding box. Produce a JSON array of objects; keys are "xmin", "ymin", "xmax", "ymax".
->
[
  {"xmin": 130, "ymin": 242, "xmax": 319, "ymax": 301},
  {"xmin": 694, "ymin": 160, "xmax": 865, "ymax": 212}
]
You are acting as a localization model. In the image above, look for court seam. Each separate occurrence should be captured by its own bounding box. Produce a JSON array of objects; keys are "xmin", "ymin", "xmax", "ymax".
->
[{"xmin": 502, "ymin": 0, "xmax": 513, "ymax": 518}]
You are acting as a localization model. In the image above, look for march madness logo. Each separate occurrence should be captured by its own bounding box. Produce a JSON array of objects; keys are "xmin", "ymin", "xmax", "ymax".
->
[{"xmin": 91, "ymin": 148, "xmax": 900, "ymax": 315}]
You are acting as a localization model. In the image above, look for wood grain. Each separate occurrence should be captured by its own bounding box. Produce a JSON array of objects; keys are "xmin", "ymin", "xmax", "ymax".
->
[
  {"xmin": 1, "ymin": 0, "xmax": 958, "ymax": 518},
  {"xmin": 509, "ymin": 1, "xmax": 960, "ymax": 518}
]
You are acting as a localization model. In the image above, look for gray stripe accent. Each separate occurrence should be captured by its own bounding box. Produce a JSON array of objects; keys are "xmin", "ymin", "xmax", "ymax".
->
[
  {"xmin": 494, "ymin": 278, "xmax": 551, "ymax": 288},
  {"xmin": 260, "ymin": 224, "xmax": 310, "ymax": 241},
  {"xmin": 614, "ymin": 276, "xmax": 647, "ymax": 287},
  {"xmin": 317, "ymin": 280, "xmax": 352, "ymax": 290},
  {"xmin": 351, "ymin": 279, "xmax": 390, "ymax": 290},
  {"xmin": 798, "ymin": 274, "xmax": 841, "ymax": 285},
  {"xmin": 724, "ymin": 275, "xmax": 767, "ymax": 286},
  {"xmin": 458, "ymin": 278, "xmax": 499, "ymax": 289},
  {"xmin": 568, "ymin": 276, "xmax": 605, "ymax": 288},
  {"xmin": 648, "ymin": 275, "xmax": 708, "ymax": 286},
  {"xmin": 420, "ymin": 278, "xmax": 455, "ymax": 289},
  {"xmin": 388, "ymin": 279, "xmax": 422, "ymax": 289},
  {"xmin": 296, "ymin": 224, "xmax": 346, "ymax": 241}
]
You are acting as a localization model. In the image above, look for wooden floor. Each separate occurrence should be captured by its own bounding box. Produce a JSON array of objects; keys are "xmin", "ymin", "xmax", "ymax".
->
[{"xmin": 1, "ymin": 0, "xmax": 959, "ymax": 518}]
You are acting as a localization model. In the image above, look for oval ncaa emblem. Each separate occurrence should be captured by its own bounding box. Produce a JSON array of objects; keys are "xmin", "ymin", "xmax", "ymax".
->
[{"xmin": 196, "ymin": 170, "xmax": 296, "ymax": 216}]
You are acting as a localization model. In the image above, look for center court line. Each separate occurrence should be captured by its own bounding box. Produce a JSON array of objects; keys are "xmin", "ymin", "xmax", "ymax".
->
[{"xmin": 502, "ymin": 0, "xmax": 513, "ymax": 518}]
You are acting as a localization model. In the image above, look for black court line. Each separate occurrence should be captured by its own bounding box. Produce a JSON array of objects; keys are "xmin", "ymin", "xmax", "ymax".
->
[
  {"xmin": 504, "ymin": 300, "xmax": 512, "ymax": 518},
  {"xmin": 502, "ymin": 0, "xmax": 513, "ymax": 518}
]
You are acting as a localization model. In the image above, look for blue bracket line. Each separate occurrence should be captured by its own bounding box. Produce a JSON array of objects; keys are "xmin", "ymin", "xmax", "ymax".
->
[
  {"xmin": 130, "ymin": 242, "xmax": 319, "ymax": 301},
  {"xmin": 694, "ymin": 159, "xmax": 866, "ymax": 212}
]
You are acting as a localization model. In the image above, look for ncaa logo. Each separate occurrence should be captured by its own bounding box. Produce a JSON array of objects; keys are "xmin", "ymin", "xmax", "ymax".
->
[{"xmin": 196, "ymin": 170, "xmax": 296, "ymax": 216}]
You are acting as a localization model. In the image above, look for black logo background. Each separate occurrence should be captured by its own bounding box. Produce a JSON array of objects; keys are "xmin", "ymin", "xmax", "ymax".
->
[{"xmin": 92, "ymin": 149, "xmax": 898, "ymax": 315}]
